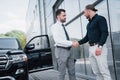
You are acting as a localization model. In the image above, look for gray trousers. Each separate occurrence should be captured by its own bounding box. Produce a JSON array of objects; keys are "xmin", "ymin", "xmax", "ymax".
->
[{"xmin": 55, "ymin": 47, "xmax": 76, "ymax": 80}]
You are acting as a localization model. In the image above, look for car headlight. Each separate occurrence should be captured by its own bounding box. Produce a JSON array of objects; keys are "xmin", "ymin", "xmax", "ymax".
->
[{"xmin": 11, "ymin": 54, "xmax": 27, "ymax": 63}]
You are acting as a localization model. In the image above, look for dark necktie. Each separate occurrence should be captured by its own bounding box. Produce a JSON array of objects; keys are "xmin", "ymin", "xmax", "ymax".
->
[{"xmin": 62, "ymin": 24, "xmax": 70, "ymax": 40}]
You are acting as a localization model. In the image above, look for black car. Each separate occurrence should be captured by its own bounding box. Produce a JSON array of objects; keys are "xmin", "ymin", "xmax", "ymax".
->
[
  {"xmin": 0, "ymin": 35, "xmax": 53, "ymax": 80},
  {"xmin": 0, "ymin": 38, "xmax": 28, "ymax": 80}
]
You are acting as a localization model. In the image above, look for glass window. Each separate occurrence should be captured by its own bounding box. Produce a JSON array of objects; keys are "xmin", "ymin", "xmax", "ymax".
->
[
  {"xmin": 67, "ymin": 18, "xmax": 82, "ymax": 39},
  {"xmin": 108, "ymin": 0, "xmax": 120, "ymax": 80},
  {"xmin": 58, "ymin": 0, "xmax": 80, "ymax": 23},
  {"xmin": 67, "ymin": 18, "xmax": 86, "ymax": 75},
  {"xmin": 79, "ymin": 0, "xmax": 95, "ymax": 12}
]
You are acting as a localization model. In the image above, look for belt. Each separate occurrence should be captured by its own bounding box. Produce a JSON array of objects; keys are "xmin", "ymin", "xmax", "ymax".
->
[
  {"xmin": 89, "ymin": 43, "xmax": 98, "ymax": 46},
  {"xmin": 56, "ymin": 46, "xmax": 71, "ymax": 50}
]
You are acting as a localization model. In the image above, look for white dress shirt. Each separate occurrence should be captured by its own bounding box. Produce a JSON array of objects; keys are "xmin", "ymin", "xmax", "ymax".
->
[{"xmin": 51, "ymin": 21, "xmax": 72, "ymax": 47}]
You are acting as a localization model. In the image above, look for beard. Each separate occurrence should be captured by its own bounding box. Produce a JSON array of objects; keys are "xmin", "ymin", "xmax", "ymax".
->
[
  {"xmin": 86, "ymin": 15, "xmax": 90, "ymax": 20},
  {"xmin": 60, "ymin": 19, "xmax": 66, "ymax": 23},
  {"xmin": 60, "ymin": 20, "xmax": 66, "ymax": 23}
]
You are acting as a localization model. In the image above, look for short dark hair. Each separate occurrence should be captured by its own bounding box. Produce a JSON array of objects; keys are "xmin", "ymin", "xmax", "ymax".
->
[
  {"xmin": 86, "ymin": 4, "xmax": 98, "ymax": 12},
  {"xmin": 56, "ymin": 9, "xmax": 66, "ymax": 18}
]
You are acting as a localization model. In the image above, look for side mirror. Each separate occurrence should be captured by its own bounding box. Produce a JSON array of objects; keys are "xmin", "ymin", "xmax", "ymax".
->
[{"xmin": 25, "ymin": 44, "xmax": 35, "ymax": 50}]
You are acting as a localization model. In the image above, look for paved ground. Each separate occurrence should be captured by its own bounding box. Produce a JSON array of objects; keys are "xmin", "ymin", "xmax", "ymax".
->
[
  {"xmin": 28, "ymin": 59, "xmax": 96, "ymax": 80},
  {"xmin": 29, "ymin": 69, "xmax": 86, "ymax": 80}
]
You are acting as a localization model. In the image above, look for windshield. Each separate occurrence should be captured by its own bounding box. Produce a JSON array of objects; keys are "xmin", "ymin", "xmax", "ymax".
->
[{"xmin": 0, "ymin": 38, "xmax": 19, "ymax": 50}]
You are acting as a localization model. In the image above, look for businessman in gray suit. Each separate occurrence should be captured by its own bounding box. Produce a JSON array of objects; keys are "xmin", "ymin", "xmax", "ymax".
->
[{"xmin": 51, "ymin": 9, "xmax": 77, "ymax": 80}]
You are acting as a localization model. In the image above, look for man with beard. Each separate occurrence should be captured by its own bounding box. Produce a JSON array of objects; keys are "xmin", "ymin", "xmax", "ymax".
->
[
  {"xmin": 51, "ymin": 9, "xmax": 77, "ymax": 80},
  {"xmin": 75, "ymin": 4, "xmax": 112, "ymax": 80}
]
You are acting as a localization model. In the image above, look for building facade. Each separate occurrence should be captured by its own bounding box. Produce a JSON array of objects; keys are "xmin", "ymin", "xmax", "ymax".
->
[{"xmin": 26, "ymin": 0, "xmax": 120, "ymax": 80}]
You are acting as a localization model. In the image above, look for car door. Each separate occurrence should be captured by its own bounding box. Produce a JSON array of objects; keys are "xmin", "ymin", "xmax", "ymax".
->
[{"xmin": 24, "ymin": 35, "xmax": 53, "ymax": 72}]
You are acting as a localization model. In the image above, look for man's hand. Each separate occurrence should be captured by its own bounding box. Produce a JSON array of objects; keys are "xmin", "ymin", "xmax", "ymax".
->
[
  {"xmin": 72, "ymin": 41, "xmax": 79, "ymax": 48},
  {"xmin": 95, "ymin": 47, "xmax": 102, "ymax": 56}
]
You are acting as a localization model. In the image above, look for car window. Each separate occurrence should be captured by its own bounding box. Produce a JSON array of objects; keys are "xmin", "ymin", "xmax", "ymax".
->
[
  {"xmin": 0, "ymin": 38, "xmax": 19, "ymax": 49},
  {"xmin": 28, "ymin": 36, "xmax": 49, "ymax": 50}
]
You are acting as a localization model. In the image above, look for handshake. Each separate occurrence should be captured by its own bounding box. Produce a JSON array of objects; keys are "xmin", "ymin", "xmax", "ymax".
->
[{"xmin": 72, "ymin": 41, "xmax": 79, "ymax": 48}]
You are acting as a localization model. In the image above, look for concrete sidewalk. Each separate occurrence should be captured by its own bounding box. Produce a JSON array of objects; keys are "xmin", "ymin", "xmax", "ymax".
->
[{"xmin": 29, "ymin": 69, "xmax": 86, "ymax": 80}]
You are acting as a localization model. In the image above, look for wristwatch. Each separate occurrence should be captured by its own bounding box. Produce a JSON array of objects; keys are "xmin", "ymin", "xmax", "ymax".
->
[{"xmin": 98, "ymin": 45, "xmax": 103, "ymax": 49}]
